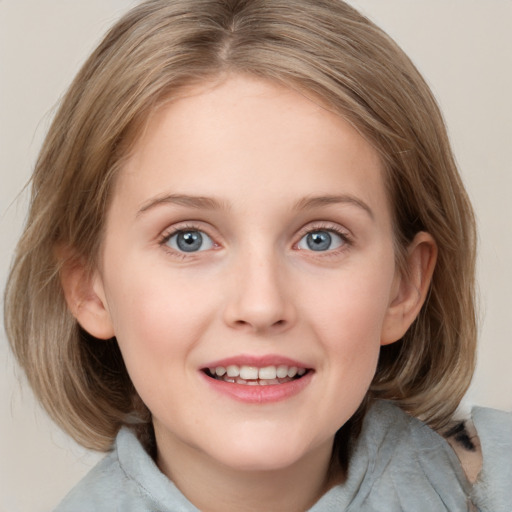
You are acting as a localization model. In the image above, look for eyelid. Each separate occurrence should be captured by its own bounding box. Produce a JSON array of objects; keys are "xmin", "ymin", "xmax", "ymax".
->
[
  {"xmin": 294, "ymin": 222, "xmax": 353, "ymax": 252},
  {"xmin": 168, "ymin": 230, "xmax": 215, "ymax": 252},
  {"xmin": 158, "ymin": 222, "xmax": 220, "ymax": 253},
  {"xmin": 159, "ymin": 220, "xmax": 213, "ymax": 240},
  {"xmin": 295, "ymin": 221, "xmax": 352, "ymax": 241},
  {"xmin": 157, "ymin": 220, "xmax": 352, "ymax": 256}
]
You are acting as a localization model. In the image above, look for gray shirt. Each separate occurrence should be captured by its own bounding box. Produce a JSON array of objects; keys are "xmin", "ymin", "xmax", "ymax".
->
[{"xmin": 54, "ymin": 400, "xmax": 512, "ymax": 511}]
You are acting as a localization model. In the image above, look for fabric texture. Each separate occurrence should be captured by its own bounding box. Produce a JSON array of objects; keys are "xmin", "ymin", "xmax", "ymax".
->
[{"xmin": 54, "ymin": 400, "xmax": 512, "ymax": 512}]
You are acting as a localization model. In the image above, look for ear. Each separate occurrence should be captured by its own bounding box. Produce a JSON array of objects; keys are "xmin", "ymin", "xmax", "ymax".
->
[
  {"xmin": 381, "ymin": 232, "xmax": 437, "ymax": 346},
  {"xmin": 58, "ymin": 248, "xmax": 115, "ymax": 340}
]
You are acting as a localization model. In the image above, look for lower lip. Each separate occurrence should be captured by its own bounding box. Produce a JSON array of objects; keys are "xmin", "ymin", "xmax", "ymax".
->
[{"xmin": 200, "ymin": 371, "xmax": 313, "ymax": 404}]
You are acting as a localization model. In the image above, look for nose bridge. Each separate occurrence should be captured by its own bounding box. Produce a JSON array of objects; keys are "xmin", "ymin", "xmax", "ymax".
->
[{"xmin": 223, "ymin": 240, "xmax": 294, "ymax": 333}]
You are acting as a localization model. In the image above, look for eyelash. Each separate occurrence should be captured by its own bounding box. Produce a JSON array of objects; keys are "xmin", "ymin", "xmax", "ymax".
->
[
  {"xmin": 294, "ymin": 223, "xmax": 353, "ymax": 255},
  {"xmin": 158, "ymin": 222, "xmax": 353, "ymax": 256},
  {"xmin": 158, "ymin": 223, "xmax": 215, "ymax": 256}
]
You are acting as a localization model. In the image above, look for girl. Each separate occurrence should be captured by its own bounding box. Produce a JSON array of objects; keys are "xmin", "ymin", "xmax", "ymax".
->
[{"xmin": 4, "ymin": 0, "xmax": 511, "ymax": 510}]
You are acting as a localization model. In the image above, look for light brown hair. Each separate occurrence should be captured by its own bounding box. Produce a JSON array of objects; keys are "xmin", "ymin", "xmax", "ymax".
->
[{"xmin": 4, "ymin": 0, "xmax": 476, "ymax": 453}]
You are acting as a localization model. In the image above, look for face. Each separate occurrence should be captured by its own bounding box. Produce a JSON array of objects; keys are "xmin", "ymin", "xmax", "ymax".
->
[{"xmin": 93, "ymin": 75, "xmax": 405, "ymax": 476}]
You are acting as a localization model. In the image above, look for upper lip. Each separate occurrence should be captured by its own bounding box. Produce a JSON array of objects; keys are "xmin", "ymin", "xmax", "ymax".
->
[{"xmin": 201, "ymin": 354, "xmax": 312, "ymax": 370}]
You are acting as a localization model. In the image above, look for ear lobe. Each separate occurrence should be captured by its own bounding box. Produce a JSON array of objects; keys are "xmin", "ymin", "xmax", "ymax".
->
[
  {"xmin": 58, "ymin": 249, "xmax": 115, "ymax": 340},
  {"xmin": 381, "ymin": 232, "xmax": 437, "ymax": 346}
]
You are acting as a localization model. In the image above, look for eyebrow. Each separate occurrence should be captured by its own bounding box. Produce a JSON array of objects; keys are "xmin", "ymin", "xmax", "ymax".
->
[
  {"xmin": 136, "ymin": 193, "xmax": 373, "ymax": 219},
  {"xmin": 293, "ymin": 194, "xmax": 374, "ymax": 219},
  {"xmin": 137, "ymin": 194, "xmax": 229, "ymax": 217}
]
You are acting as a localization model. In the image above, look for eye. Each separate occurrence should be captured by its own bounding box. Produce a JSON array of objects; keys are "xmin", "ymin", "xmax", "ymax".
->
[
  {"xmin": 165, "ymin": 229, "xmax": 215, "ymax": 253},
  {"xmin": 297, "ymin": 230, "xmax": 346, "ymax": 252}
]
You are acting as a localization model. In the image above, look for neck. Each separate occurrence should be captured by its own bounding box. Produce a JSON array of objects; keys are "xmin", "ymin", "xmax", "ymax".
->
[{"xmin": 155, "ymin": 431, "xmax": 341, "ymax": 512}]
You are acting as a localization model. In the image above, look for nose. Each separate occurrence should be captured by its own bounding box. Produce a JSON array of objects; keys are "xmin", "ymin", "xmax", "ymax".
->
[{"xmin": 223, "ymin": 249, "xmax": 296, "ymax": 334}]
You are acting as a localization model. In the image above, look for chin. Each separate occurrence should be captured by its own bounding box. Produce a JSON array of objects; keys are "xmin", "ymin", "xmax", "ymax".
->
[
  {"xmin": 218, "ymin": 452, "xmax": 305, "ymax": 473},
  {"xmin": 207, "ymin": 434, "xmax": 320, "ymax": 473}
]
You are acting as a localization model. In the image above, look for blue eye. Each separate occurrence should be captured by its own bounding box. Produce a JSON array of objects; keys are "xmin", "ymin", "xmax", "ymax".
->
[
  {"xmin": 297, "ymin": 230, "xmax": 345, "ymax": 252},
  {"xmin": 166, "ymin": 230, "xmax": 214, "ymax": 253}
]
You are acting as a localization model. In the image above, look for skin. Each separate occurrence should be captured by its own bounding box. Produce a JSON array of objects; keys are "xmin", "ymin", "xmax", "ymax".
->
[{"xmin": 64, "ymin": 74, "xmax": 436, "ymax": 511}]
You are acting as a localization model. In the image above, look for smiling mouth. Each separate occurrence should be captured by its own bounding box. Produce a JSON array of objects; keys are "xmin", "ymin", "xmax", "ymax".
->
[{"xmin": 203, "ymin": 364, "xmax": 310, "ymax": 386}]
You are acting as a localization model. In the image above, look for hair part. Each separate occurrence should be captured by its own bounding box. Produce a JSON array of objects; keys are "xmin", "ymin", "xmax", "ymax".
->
[{"xmin": 5, "ymin": 0, "xmax": 476, "ymax": 453}]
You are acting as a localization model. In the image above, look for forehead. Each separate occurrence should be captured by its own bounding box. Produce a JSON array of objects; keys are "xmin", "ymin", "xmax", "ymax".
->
[{"xmin": 111, "ymin": 74, "xmax": 389, "ymax": 224}]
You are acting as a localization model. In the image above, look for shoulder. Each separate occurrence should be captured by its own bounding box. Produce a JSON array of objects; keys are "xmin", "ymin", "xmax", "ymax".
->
[
  {"xmin": 469, "ymin": 406, "xmax": 512, "ymax": 512},
  {"xmin": 53, "ymin": 428, "xmax": 198, "ymax": 512},
  {"xmin": 53, "ymin": 448, "xmax": 137, "ymax": 512},
  {"xmin": 443, "ymin": 405, "xmax": 512, "ymax": 511},
  {"xmin": 53, "ymin": 443, "xmax": 155, "ymax": 512},
  {"xmin": 347, "ymin": 401, "xmax": 512, "ymax": 511},
  {"xmin": 445, "ymin": 420, "xmax": 482, "ymax": 483},
  {"xmin": 328, "ymin": 400, "xmax": 474, "ymax": 511}
]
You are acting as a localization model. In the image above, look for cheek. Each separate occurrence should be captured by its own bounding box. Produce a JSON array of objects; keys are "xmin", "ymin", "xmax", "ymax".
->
[
  {"xmin": 306, "ymin": 266, "xmax": 394, "ymax": 342},
  {"xmin": 102, "ymin": 258, "xmax": 217, "ymax": 360},
  {"xmin": 301, "ymin": 259, "xmax": 395, "ymax": 391},
  {"xmin": 101, "ymin": 265, "xmax": 213, "ymax": 412}
]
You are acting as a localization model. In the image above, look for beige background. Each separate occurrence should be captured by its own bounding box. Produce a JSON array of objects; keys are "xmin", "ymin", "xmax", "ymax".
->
[{"xmin": 1, "ymin": 1, "xmax": 511, "ymax": 510}]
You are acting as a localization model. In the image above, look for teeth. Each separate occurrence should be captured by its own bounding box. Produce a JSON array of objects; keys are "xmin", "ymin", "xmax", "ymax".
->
[
  {"xmin": 258, "ymin": 366, "xmax": 277, "ymax": 379},
  {"xmin": 276, "ymin": 365, "xmax": 288, "ymax": 378},
  {"xmin": 239, "ymin": 366, "xmax": 259, "ymax": 380},
  {"xmin": 226, "ymin": 365, "xmax": 239, "ymax": 377},
  {"xmin": 209, "ymin": 364, "xmax": 308, "ymax": 383}
]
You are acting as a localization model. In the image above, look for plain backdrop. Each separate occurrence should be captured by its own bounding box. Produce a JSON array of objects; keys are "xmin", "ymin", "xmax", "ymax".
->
[{"xmin": 1, "ymin": 1, "xmax": 511, "ymax": 510}]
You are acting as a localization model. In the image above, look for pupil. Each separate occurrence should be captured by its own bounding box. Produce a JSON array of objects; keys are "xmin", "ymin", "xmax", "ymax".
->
[
  {"xmin": 177, "ymin": 231, "xmax": 203, "ymax": 252},
  {"xmin": 307, "ymin": 231, "xmax": 331, "ymax": 251}
]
